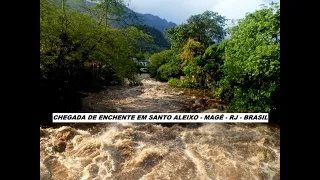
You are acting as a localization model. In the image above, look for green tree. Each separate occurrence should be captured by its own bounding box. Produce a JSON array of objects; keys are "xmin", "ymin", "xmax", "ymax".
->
[
  {"xmin": 40, "ymin": 0, "xmax": 153, "ymax": 117},
  {"xmin": 219, "ymin": 3, "xmax": 280, "ymax": 113},
  {"xmin": 156, "ymin": 63, "xmax": 180, "ymax": 82},
  {"xmin": 179, "ymin": 38, "xmax": 204, "ymax": 68},
  {"xmin": 40, "ymin": 0, "xmax": 151, "ymax": 83},
  {"xmin": 201, "ymin": 43, "xmax": 226, "ymax": 83},
  {"xmin": 148, "ymin": 50, "xmax": 178, "ymax": 78},
  {"xmin": 165, "ymin": 11, "xmax": 227, "ymax": 48}
]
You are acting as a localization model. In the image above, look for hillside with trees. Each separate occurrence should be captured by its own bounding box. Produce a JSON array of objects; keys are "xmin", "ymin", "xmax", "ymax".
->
[{"xmin": 134, "ymin": 25, "xmax": 171, "ymax": 54}]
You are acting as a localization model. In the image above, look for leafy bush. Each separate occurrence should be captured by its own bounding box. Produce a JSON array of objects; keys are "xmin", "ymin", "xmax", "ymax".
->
[
  {"xmin": 179, "ymin": 39, "xmax": 205, "ymax": 68},
  {"xmin": 149, "ymin": 49, "xmax": 180, "ymax": 79},
  {"xmin": 149, "ymin": 50, "xmax": 176, "ymax": 77},
  {"xmin": 201, "ymin": 44, "xmax": 225, "ymax": 83},
  {"xmin": 156, "ymin": 63, "xmax": 180, "ymax": 82},
  {"xmin": 180, "ymin": 77, "xmax": 197, "ymax": 88},
  {"xmin": 168, "ymin": 78, "xmax": 181, "ymax": 87},
  {"xmin": 182, "ymin": 61, "xmax": 202, "ymax": 88}
]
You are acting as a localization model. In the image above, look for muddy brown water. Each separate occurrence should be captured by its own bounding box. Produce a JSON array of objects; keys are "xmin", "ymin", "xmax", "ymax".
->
[
  {"xmin": 80, "ymin": 74, "xmax": 224, "ymax": 113},
  {"xmin": 40, "ymin": 74, "xmax": 280, "ymax": 180}
]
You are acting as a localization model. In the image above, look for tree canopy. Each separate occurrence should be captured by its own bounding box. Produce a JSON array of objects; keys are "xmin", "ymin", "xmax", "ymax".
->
[
  {"xmin": 220, "ymin": 3, "xmax": 280, "ymax": 113},
  {"xmin": 40, "ymin": 0, "xmax": 152, "ymax": 116},
  {"xmin": 165, "ymin": 11, "xmax": 227, "ymax": 48}
]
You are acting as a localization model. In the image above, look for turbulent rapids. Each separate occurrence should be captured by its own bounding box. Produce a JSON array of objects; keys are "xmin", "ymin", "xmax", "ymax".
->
[
  {"xmin": 40, "ymin": 75, "xmax": 280, "ymax": 180},
  {"xmin": 40, "ymin": 123, "xmax": 279, "ymax": 180}
]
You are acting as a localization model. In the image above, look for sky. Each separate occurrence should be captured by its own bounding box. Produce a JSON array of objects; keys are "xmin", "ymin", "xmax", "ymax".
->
[{"xmin": 127, "ymin": 0, "xmax": 280, "ymax": 25}]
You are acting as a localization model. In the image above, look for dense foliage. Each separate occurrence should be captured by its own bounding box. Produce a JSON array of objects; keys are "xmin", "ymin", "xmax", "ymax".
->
[
  {"xmin": 148, "ymin": 50, "xmax": 179, "ymax": 79},
  {"xmin": 151, "ymin": 3, "xmax": 280, "ymax": 122},
  {"xmin": 136, "ymin": 25, "xmax": 171, "ymax": 49},
  {"xmin": 219, "ymin": 3, "xmax": 280, "ymax": 114},
  {"xmin": 40, "ymin": 0, "xmax": 153, "ymax": 120},
  {"xmin": 165, "ymin": 11, "xmax": 227, "ymax": 48}
]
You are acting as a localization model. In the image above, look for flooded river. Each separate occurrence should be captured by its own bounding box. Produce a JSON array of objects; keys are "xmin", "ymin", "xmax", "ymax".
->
[{"xmin": 40, "ymin": 74, "xmax": 280, "ymax": 180}]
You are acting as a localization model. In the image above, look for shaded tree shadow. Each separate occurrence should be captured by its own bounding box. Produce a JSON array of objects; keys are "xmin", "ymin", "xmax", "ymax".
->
[{"xmin": 39, "ymin": 67, "xmax": 122, "ymax": 126}]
